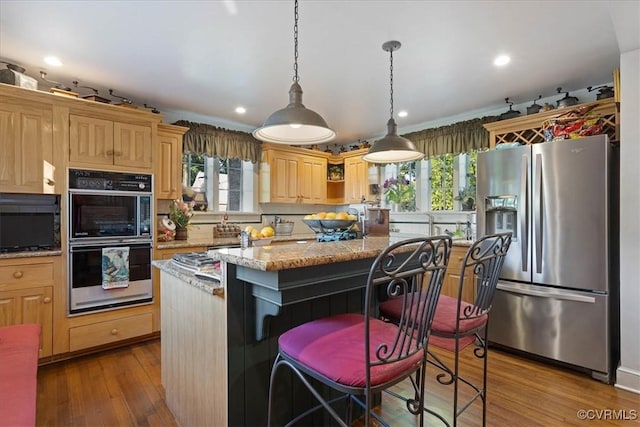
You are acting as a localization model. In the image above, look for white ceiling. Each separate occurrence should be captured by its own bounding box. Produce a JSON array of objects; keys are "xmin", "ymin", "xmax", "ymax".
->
[{"xmin": 1, "ymin": 1, "xmax": 639, "ymax": 145}]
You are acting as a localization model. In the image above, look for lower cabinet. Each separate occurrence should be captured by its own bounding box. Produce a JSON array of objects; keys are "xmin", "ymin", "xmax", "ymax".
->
[
  {"xmin": 442, "ymin": 246, "xmax": 475, "ymax": 303},
  {"xmin": 0, "ymin": 257, "xmax": 58, "ymax": 358},
  {"xmin": 68, "ymin": 312, "xmax": 153, "ymax": 352}
]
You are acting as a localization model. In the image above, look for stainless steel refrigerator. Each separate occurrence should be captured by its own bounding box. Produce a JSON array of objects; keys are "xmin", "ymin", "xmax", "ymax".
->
[{"xmin": 477, "ymin": 134, "xmax": 618, "ymax": 382}]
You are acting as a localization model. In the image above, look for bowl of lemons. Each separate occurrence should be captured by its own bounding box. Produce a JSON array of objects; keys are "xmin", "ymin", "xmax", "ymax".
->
[
  {"xmin": 303, "ymin": 211, "xmax": 358, "ymax": 232},
  {"xmin": 244, "ymin": 225, "xmax": 275, "ymax": 246}
]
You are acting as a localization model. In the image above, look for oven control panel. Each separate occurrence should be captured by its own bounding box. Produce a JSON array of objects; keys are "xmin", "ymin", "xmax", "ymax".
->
[{"xmin": 69, "ymin": 169, "xmax": 152, "ymax": 193}]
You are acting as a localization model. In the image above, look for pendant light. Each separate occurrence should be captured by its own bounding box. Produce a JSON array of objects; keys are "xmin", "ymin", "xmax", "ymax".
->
[
  {"xmin": 362, "ymin": 41, "xmax": 424, "ymax": 163},
  {"xmin": 252, "ymin": 0, "xmax": 335, "ymax": 145}
]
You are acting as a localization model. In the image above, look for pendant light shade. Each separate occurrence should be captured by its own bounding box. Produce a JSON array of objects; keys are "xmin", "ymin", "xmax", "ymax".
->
[
  {"xmin": 362, "ymin": 41, "xmax": 424, "ymax": 163},
  {"xmin": 253, "ymin": 82, "xmax": 335, "ymax": 144},
  {"xmin": 253, "ymin": 0, "xmax": 335, "ymax": 145}
]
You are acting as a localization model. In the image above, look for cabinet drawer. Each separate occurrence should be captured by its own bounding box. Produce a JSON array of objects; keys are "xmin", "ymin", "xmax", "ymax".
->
[
  {"xmin": 0, "ymin": 262, "xmax": 54, "ymax": 286},
  {"xmin": 69, "ymin": 313, "xmax": 153, "ymax": 352},
  {"xmin": 447, "ymin": 247, "xmax": 468, "ymax": 273}
]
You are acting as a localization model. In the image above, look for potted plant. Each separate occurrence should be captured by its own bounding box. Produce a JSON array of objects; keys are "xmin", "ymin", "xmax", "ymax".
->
[
  {"xmin": 169, "ymin": 199, "xmax": 195, "ymax": 239},
  {"xmin": 383, "ymin": 177, "xmax": 416, "ymax": 212},
  {"xmin": 454, "ymin": 185, "xmax": 476, "ymax": 211}
]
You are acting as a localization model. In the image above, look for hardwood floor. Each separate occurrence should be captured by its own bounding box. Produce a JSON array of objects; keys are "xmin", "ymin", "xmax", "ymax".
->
[{"xmin": 36, "ymin": 339, "xmax": 639, "ymax": 426}]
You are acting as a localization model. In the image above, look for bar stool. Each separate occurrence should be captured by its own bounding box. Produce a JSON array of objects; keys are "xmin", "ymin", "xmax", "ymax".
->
[
  {"xmin": 267, "ymin": 236, "xmax": 452, "ymax": 427},
  {"xmin": 379, "ymin": 232, "xmax": 512, "ymax": 426}
]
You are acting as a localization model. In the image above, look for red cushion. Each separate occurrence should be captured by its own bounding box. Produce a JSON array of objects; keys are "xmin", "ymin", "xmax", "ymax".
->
[
  {"xmin": 380, "ymin": 295, "xmax": 487, "ymax": 352},
  {"xmin": 279, "ymin": 313, "xmax": 423, "ymax": 388},
  {"xmin": 431, "ymin": 295, "xmax": 487, "ymax": 335},
  {"xmin": 0, "ymin": 324, "xmax": 41, "ymax": 427}
]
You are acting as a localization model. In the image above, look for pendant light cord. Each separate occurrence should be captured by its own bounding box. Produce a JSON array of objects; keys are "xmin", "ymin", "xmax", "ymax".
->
[
  {"xmin": 389, "ymin": 47, "xmax": 394, "ymax": 118},
  {"xmin": 293, "ymin": 0, "xmax": 299, "ymax": 83}
]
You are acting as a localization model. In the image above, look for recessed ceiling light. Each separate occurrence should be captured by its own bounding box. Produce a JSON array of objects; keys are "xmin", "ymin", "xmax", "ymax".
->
[
  {"xmin": 235, "ymin": 106, "xmax": 246, "ymax": 114},
  {"xmin": 493, "ymin": 55, "xmax": 511, "ymax": 67},
  {"xmin": 43, "ymin": 56, "xmax": 63, "ymax": 67},
  {"xmin": 398, "ymin": 110, "xmax": 408, "ymax": 118}
]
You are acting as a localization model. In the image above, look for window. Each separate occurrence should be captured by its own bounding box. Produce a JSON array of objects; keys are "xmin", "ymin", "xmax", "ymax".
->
[
  {"xmin": 181, "ymin": 153, "xmax": 255, "ymax": 212},
  {"xmin": 381, "ymin": 151, "xmax": 478, "ymax": 212}
]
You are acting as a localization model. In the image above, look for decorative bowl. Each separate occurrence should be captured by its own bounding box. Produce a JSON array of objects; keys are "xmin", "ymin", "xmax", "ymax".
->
[
  {"xmin": 303, "ymin": 218, "xmax": 356, "ymax": 232},
  {"xmin": 251, "ymin": 238, "xmax": 273, "ymax": 247}
]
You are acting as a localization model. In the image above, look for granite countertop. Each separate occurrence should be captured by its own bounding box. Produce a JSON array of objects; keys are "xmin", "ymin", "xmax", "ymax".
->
[
  {"xmin": 156, "ymin": 233, "xmax": 316, "ymax": 250},
  {"xmin": 0, "ymin": 250, "xmax": 63, "ymax": 260},
  {"xmin": 152, "ymin": 259, "xmax": 224, "ymax": 296},
  {"xmin": 207, "ymin": 236, "xmax": 475, "ymax": 272}
]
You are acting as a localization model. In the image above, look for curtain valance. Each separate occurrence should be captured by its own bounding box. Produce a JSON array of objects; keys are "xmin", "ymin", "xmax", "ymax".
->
[
  {"xmin": 174, "ymin": 120, "xmax": 261, "ymax": 164},
  {"xmin": 402, "ymin": 116, "xmax": 497, "ymax": 159}
]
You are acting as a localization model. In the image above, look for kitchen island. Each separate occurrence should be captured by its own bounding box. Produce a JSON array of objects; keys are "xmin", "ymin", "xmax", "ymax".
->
[{"xmin": 154, "ymin": 237, "xmax": 472, "ymax": 426}]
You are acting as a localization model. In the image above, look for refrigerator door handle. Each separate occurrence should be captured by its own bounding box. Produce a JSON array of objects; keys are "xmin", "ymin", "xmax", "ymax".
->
[
  {"xmin": 520, "ymin": 155, "xmax": 529, "ymax": 272},
  {"xmin": 497, "ymin": 282, "xmax": 596, "ymax": 304},
  {"xmin": 534, "ymin": 153, "xmax": 543, "ymax": 274}
]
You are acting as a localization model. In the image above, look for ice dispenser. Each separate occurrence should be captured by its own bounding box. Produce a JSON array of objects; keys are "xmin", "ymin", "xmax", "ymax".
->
[{"xmin": 483, "ymin": 196, "xmax": 518, "ymax": 239}]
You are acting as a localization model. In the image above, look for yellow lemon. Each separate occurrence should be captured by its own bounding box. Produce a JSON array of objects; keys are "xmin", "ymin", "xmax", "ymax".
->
[
  {"xmin": 316, "ymin": 212, "xmax": 327, "ymax": 219},
  {"xmin": 347, "ymin": 214, "xmax": 357, "ymax": 221},
  {"xmin": 245, "ymin": 225, "xmax": 254, "ymax": 233},
  {"xmin": 325, "ymin": 212, "xmax": 337, "ymax": 219},
  {"xmin": 304, "ymin": 214, "xmax": 313, "ymax": 220},
  {"xmin": 261, "ymin": 226, "xmax": 275, "ymax": 237},
  {"xmin": 335, "ymin": 212, "xmax": 348, "ymax": 220}
]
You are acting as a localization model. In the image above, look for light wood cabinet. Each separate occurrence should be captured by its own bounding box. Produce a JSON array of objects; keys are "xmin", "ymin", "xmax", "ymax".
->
[
  {"xmin": 70, "ymin": 114, "xmax": 152, "ymax": 169},
  {"xmin": 442, "ymin": 245, "xmax": 475, "ymax": 303},
  {"xmin": 0, "ymin": 258, "xmax": 57, "ymax": 357},
  {"xmin": 267, "ymin": 150, "xmax": 301, "ymax": 203},
  {"xmin": 68, "ymin": 312, "xmax": 153, "ymax": 352},
  {"xmin": 300, "ymin": 155, "xmax": 327, "ymax": 203},
  {"xmin": 260, "ymin": 145, "xmax": 331, "ymax": 204},
  {"xmin": 344, "ymin": 154, "xmax": 370, "ymax": 204},
  {"xmin": 0, "ymin": 99, "xmax": 54, "ymax": 193},
  {"xmin": 156, "ymin": 123, "xmax": 188, "ymax": 200}
]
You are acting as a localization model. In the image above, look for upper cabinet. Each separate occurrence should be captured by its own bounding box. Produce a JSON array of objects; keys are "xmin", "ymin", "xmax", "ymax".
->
[
  {"xmin": 0, "ymin": 97, "xmax": 54, "ymax": 194},
  {"xmin": 343, "ymin": 151, "xmax": 371, "ymax": 204},
  {"xmin": 260, "ymin": 145, "xmax": 329, "ymax": 204},
  {"xmin": 70, "ymin": 115, "xmax": 152, "ymax": 170},
  {"xmin": 156, "ymin": 123, "xmax": 188, "ymax": 200},
  {"xmin": 260, "ymin": 144, "xmax": 373, "ymax": 205}
]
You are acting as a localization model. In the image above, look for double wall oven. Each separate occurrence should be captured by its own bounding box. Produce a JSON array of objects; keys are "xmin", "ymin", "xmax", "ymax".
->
[{"xmin": 68, "ymin": 169, "xmax": 153, "ymax": 315}]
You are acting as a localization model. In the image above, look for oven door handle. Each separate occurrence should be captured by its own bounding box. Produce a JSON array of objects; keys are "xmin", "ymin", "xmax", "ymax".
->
[{"xmin": 70, "ymin": 243, "xmax": 152, "ymax": 253}]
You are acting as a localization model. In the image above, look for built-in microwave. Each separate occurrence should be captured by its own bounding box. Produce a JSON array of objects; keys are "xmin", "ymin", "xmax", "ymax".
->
[
  {"xmin": 68, "ymin": 169, "xmax": 152, "ymax": 242},
  {"xmin": 0, "ymin": 193, "xmax": 61, "ymax": 253}
]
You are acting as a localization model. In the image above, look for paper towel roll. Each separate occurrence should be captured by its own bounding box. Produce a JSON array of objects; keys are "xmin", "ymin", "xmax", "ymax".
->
[{"xmin": 160, "ymin": 217, "xmax": 176, "ymax": 231}]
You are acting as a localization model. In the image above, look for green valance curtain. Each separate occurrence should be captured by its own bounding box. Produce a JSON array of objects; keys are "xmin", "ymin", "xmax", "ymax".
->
[
  {"xmin": 174, "ymin": 120, "xmax": 261, "ymax": 164},
  {"xmin": 401, "ymin": 116, "xmax": 497, "ymax": 159}
]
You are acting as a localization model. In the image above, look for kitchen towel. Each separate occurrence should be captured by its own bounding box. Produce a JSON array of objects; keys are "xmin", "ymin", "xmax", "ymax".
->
[{"xmin": 102, "ymin": 247, "xmax": 130, "ymax": 289}]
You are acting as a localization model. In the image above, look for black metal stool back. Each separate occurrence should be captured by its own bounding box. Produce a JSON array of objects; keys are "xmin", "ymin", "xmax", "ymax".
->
[
  {"xmin": 268, "ymin": 236, "xmax": 452, "ymax": 427},
  {"xmin": 428, "ymin": 232, "xmax": 512, "ymax": 427}
]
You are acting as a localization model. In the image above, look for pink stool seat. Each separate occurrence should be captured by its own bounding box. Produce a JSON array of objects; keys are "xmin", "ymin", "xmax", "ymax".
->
[{"xmin": 280, "ymin": 313, "xmax": 424, "ymax": 388}]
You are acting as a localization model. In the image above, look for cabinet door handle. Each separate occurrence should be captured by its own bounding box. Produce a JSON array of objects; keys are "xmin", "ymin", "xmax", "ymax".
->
[
  {"xmin": 111, "ymin": 328, "xmax": 119, "ymax": 335},
  {"xmin": 43, "ymin": 297, "xmax": 51, "ymax": 304},
  {"xmin": 45, "ymin": 178, "xmax": 55, "ymax": 186},
  {"xmin": 13, "ymin": 271, "xmax": 23, "ymax": 279}
]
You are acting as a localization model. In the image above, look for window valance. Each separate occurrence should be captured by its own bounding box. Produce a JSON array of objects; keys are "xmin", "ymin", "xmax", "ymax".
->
[
  {"xmin": 174, "ymin": 120, "xmax": 262, "ymax": 164},
  {"xmin": 402, "ymin": 116, "xmax": 497, "ymax": 159}
]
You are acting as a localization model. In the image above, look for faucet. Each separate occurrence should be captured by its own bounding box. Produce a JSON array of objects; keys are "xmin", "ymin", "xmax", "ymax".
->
[{"xmin": 427, "ymin": 214, "xmax": 435, "ymax": 236}]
